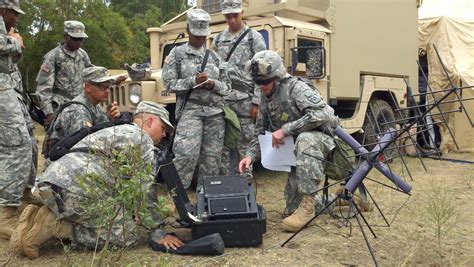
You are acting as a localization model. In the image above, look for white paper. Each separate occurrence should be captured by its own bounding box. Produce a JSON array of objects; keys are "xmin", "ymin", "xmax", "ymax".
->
[{"xmin": 258, "ymin": 131, "xmax": 296, "ymax": 172}]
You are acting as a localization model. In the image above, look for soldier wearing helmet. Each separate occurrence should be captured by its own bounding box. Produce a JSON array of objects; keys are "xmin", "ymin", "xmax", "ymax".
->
[{"xmin": 239, "ymin": 50, "xmax": 340, "ymax": 232}]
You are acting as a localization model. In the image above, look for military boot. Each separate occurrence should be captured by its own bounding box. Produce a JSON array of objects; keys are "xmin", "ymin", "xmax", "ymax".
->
[
  {"xmin": 9, "ymin": 204, "xmax": 39, "ymax": 255},
  {"xmin": 0, "ymin": 206, "xmax": 19, "ymax": 240},
  {"xmin": 22, "ymin": 206, "xmax": 72, "ymax": 260},
  {"xmin": 281, "ymin": 195, "xmax": 316, "ymax": 232},
  {"xmin": 335, "ymin": 187, "xmax": 373, "ymax": 212}
]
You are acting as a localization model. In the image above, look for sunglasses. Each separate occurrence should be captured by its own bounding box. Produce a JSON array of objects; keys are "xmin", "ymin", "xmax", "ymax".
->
[
  {"xmin": 254, "ymin": 78, "xmax": 273, "ymax": 85},
  {"xmin": 70, "ymin": 37, "xmax": 85, "ymax": 42}
]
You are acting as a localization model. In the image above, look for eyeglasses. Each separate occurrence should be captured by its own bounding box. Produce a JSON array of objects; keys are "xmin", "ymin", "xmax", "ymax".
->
[
  {"xmin": 92, "ymin": 83, "xmax": 110, "ymax": 91},
  {"xmin": 254, "ymin": 78, "xmax": 273, "ymax": 85}
]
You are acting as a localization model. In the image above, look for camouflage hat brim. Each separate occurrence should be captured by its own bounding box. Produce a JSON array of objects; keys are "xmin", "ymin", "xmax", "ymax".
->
[
  {"xmin": 12, "ymin": 6, "xmax": 25, "ymax": 14},
  {"xmin": 67, "ymin": 32, "xmax": 88, "ymax": 38},
  {"xmin": 189, "ymin": 27, "xmax": 210, "ymax": 37},
  {"xmin": 90, "ymin": 77, "xmax": 114, "ymax": 84},
  {"xmin": 222, "ymin": 7, "xmax": 242, "ymax": 14}
]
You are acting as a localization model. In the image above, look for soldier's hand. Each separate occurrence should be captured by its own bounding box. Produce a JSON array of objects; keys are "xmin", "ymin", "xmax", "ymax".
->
[
  {"xmin": 195, "ymin": 72, "xmax": 209, "ymax": 85},
  {"xmin": 8, "ymin": 28, "xmax": 24, "ymax": 48},
  {"xmin": 114, "ymin": 75, "xmax": 127, "ymax": 85},
  {"xmin": 239, "ymin": 157, "xmax": 253, "ymax": 174},
  {"xmin": 272, "ymin": 129, "xmax": 285, "ymax": 148},
  {"xmin": 158, "ymin": 235, "xmax": 185, "ymax": 250},
  {"xmin": 45, "ymin": 114, "xmax": 55, "ymax": 125},
  {"xmin": 250, "ymin": 104, "xmax": 259, "ymax": 122},
  {"xmin": 106, "ymin": 102, "xmax": 121, "ymax": 119}
]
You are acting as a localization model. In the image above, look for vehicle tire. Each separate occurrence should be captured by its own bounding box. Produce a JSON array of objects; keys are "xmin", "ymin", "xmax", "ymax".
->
[{"xmin": 362, "ymin": 99, "xmax": 397, "ymax": 161}]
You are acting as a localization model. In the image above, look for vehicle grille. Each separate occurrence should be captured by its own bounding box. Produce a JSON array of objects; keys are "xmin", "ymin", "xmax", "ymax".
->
[{"xmin": 101, "ymin": 84, "xmax": 127, "ymax": 108}]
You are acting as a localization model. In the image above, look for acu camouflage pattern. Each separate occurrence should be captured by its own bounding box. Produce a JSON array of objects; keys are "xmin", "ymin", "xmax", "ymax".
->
[
  {"xmin": 12, "ymin": 64, "xmax": 38, "ymax": 188},
  {"xmin": 212, "ymin": 25, "xmax": 266, "ymax": 174},
  {"xmin": 246, "ymin": 77, "xmax": 340, "ymax": 211},
  {"xmin": 36, "ymin": 43, "xmax": 93, "ymax": 115},
  {"xmin": 0, "ymin": 17, "xmax": 32, "ymax": 206},
  {"xmin": 163, "ymin": 43, "xmax": 230, "ymax": 189},
  {"xmin": 49, "ymin": 92, "xmax": 109, "ymax": 142},
  {"xmin": 38, "ymin": 124, "xmax": 164, "ymax": 248}
]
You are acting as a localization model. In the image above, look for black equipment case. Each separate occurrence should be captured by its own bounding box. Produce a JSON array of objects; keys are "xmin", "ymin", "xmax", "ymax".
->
[
  {"xmin": 192, "ymin": 176, "xmax": 266, "ymax": 247},
  {"xmin": 157, "ymin": 151, "xmax": 266, "ymax": 247}
]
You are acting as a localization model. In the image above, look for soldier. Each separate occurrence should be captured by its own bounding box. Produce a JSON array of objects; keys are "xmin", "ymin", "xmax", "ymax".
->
[
  {"xmin": 163, "ymin": 9, "xmax": 230, "ymax": 189},
  {"xmin": 212, "ymin": 0, "xmax": 266, "ymax": 175},
  {"xmin": 0, "ymin": 0, "xmax": 34, "ymax": 240},
  {"xmin": 238, "ymin": 51, "xmax": 340, "ymax": 232},
  {"xmin": 44, "ymin": 66, "xmax": 123, "ymax": 157},
  {"xmin": 36, "ymin": 20, "xmax": 93, "ymax": 127},
  {"xmin": 11, "ymin": 101, "xmax": 184, "ymax": 259}
]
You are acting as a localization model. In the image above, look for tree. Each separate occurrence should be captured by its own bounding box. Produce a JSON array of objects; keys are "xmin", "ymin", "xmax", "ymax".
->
[{"xmin": 18, "ymin": 1, "xmax": 133, "ymax": 91}]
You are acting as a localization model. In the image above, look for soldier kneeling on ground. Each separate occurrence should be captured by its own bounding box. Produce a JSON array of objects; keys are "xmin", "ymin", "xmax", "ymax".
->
[
  {"xmin": 239, "ymin": 50, "xmax": 371, "ymax": 232},
  {"xmin": 10, "ymin": 101, "xmax": 184, "ymax": 259}
]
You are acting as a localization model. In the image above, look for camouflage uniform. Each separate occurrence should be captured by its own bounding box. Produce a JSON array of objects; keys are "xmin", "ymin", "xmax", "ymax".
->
[
  {"xmin": 246, "ymin": 77, "xmax": 340, "ymax": 213},
  {"xmin": 36, "ymin": 21, "xmax": 92, "ymax": 116},
  {"xmin": 163, "ymin": 9, "xmax": 231, "ymax": 189},
  {"xmin": 38, "ymin": 123, "xmax": 164, "ymax": 248},
  {"xmin": 49, "ymin": 92, "xmax": 109, "ymax": 142},
  {"xmin": 12, "ymin": 62, "xmax": 38, "ymax": 188},
  {"xmin": 213, "ymin": 24, "xmax": 266, "ymax": 175},
  {"xmin": 0, "ymin": 16, "xmax": 32, "ymax": 206}
]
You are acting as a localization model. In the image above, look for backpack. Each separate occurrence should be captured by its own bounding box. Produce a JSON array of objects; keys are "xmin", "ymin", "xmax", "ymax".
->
[
  {"xmin": 42, "ymin": 101, "xmax": 94, "ymax": 159},
  {"xmin": 48, "ymin": 119, "xmax": 132, "ymax": 161},
  {"xmin": 223, "ymin": 105, "xmax": 241, "ymax": 149},
  {"xmin": 324, "ymin": 137, "xmax": 356, "ymax": 181}
]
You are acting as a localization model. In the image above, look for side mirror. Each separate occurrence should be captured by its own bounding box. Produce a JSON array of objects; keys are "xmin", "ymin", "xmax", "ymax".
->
[{"xmin": 291, "ymin": 46, "xmax": 326, "ymax": 79}]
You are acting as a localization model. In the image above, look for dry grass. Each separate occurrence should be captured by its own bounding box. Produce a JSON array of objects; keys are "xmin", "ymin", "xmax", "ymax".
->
[{"xmin": 1, "ymin": 124, "xmax": 473, "ymax": 265}]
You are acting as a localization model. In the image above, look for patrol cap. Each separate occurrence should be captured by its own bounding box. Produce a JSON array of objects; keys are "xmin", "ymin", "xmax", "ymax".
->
[
  {"xmin": 246, "ymin": 50, "xmax": 287, "ymax": 80},
  {"xmin": 221, "ymin": 0, "xmax": 242, "ymax": 14},
  {"xmin": 134, "ymin": 101, "xmax": 174, "ymax": 133},
  {"xmin": 83, "ymin": 66, "xmax": 114, "ymax": 84},
  {"xmin": 0, "ymin": 0, "xmax": 25, "ymax": 14},
  {"xmin": 64, "ymin": 20, "xmax": 88, "ymax": 38},
  {"xmin": 187, "ymin": 9, "xmax": 210, "ymax": 37}
]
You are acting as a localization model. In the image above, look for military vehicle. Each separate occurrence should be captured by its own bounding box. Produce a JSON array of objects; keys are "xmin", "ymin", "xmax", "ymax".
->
[{"xmin": 107, "ymin": 0, "xmax": 419, "ymax": 137}]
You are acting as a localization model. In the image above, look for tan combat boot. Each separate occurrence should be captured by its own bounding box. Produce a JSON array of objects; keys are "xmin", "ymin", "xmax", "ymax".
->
[
  {"xmin": 0, "ymin": 206, "xmax": 19, "ymax": 240},
  {"xmin": 22, "ymin": 206, "xmax": 72, "ymax": 260},
  {"xmin": 9, "ymin": 204, "xmax": 40, "ymax": 255},
  {"xmin": 281, "ymin": 195, "xmax": 316, "ymax": 232},
  {"xmin": 335, "ymin": 187, "xmax": 373, "ymax": 212}
]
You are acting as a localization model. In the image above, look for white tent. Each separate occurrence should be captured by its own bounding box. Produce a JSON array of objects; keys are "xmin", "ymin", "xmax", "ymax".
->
[{"xmin": 418, "ymin": 16, "xmax": 474, "ymax": 152}]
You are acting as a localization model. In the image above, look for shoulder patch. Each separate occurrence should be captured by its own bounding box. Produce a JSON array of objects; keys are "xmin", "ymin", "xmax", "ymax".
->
[
  {"xmin": 40, "ymin": 63, "xmax": 52, "ymax": 73},
  {"xmin": 164, "ymin": 55, "xmax": 172, "ymax": 65},
  {"xmin": 307, "ymin": 94, "xmax": 321, "ymax": 105}
]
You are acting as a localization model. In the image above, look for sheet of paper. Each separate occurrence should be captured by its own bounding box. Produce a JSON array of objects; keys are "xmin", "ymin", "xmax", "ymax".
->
[{"xmin": 258, "ymin": 131, "xmax": 296, "ymax": 172}]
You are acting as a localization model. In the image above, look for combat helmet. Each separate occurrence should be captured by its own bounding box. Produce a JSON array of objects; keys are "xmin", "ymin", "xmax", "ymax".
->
[{"xmin": 246, "ymin": 50, "xmax": 287, "ymax": 81}]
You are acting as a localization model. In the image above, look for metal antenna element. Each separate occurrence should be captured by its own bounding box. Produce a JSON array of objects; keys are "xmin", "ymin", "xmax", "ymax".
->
[{"xmin": 281, "ymin": 44, "xmax": 473, "ymax": 266}]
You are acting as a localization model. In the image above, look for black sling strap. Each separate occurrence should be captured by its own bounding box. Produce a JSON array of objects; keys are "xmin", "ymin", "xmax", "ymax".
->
[
  {"xmin": 225, "ymin": 28, "xmax": 251, "ymax": 62},
  {"xmin": 179, "ymin": 49, "xmax": 211, "ymax": 121}
]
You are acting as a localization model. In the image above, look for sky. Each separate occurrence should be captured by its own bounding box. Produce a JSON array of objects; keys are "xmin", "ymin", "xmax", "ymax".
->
[{"xmin": 419, "ymin": 0, "xmax": 473, "ymax": 19}]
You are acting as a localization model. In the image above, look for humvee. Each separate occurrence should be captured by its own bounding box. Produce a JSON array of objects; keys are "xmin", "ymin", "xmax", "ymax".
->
[{"xmin": 106, "ymin": 0, "xmax": 419, "ymax": 138}]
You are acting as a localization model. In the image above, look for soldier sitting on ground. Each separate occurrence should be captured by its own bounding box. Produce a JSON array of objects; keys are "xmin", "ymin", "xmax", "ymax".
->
[
  {"xmin": 43, "ymin": 66, "xmax": 126, "ymax": 159},
  {"xmin": 10, "ymin": 101, "xmax": 184, "ymax": 259}
]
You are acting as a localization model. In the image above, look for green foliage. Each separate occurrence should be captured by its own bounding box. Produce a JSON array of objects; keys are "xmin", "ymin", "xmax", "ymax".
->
[
  {"xmin": 425, "ymin": 180, "xmax": 458, "ymax": 249},
  {"xmin": 16, "ymin": 0, "xmax": 189, "ymax": 91},
  {"xmin": 76, "ymin": 145, "xmax": 166, "ymax": 253}
]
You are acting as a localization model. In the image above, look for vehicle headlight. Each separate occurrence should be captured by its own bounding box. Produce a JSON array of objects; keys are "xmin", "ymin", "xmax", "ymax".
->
[{"xmin": 129, "ymin": 84, "xmax": 141, "ymax": 105}]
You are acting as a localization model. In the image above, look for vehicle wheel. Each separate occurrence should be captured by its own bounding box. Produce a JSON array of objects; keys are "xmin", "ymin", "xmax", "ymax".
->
[{"xmin": 362, "ymin": 99, "xmax": 397, "ymax": 161}]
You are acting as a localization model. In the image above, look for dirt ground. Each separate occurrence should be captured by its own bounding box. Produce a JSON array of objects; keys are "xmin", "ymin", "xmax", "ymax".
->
[{"xmin": 1, "ymin": 124, "xmax": 473, "ymax": 266}]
